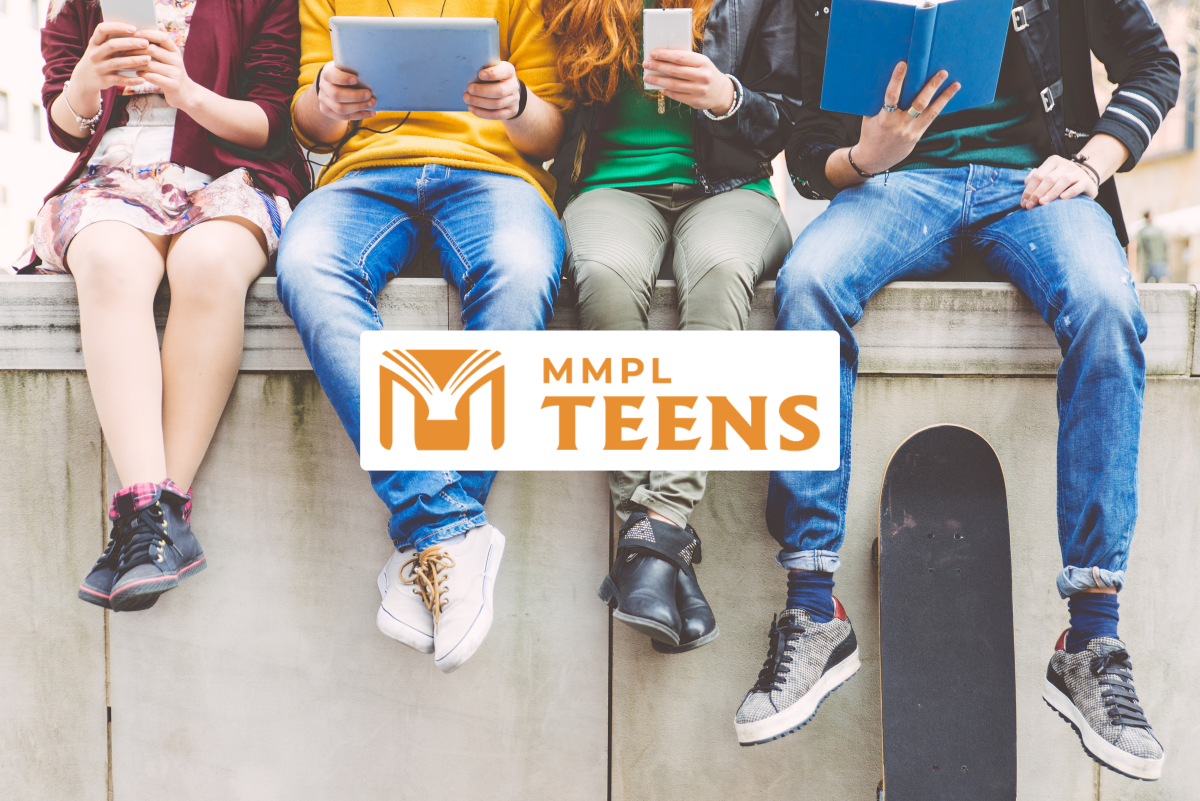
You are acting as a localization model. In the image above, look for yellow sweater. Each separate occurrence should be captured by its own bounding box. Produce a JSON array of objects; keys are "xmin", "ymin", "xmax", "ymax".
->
[{"xmin": 293, "ymin": 0, "xmax": 565, "ymax": 206}]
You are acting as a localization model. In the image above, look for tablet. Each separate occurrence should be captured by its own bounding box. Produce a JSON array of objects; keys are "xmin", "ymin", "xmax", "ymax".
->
[{"xmin": 330, "ymin": 17, "xmax": 501, "ymax": 113}]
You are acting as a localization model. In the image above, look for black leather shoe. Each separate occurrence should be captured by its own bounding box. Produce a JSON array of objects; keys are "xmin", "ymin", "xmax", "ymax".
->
[
  {"xmin": 598, "ymin": 513, "xmax": 701, "ymax": 647},
  {"xmin": 653, "ymin": 564, "xmax": 719, "ymax": 654},
  {"xmin": 110, "ymin": 486, "xmax": 206, "ymax": 612}
]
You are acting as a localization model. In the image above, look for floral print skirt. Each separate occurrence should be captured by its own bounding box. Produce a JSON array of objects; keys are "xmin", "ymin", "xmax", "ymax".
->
[{"xmin": 24, "ymin": 163, "xmax": 290, "ymax": 274}]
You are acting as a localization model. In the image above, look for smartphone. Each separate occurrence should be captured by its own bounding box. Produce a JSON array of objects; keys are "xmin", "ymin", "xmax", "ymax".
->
[
  {"xmin": 643, "ymin": 8, "xmax": 693, "ymax": 91},
  {"xmin": 101, "ymin": 0, "xmax": 159, "ymax": 77}
]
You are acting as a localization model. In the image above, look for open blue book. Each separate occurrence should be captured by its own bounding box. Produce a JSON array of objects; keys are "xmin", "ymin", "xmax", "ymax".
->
[{"xmin": 820, "ymin": 0, "xmax": 1015, "ymax": 117}]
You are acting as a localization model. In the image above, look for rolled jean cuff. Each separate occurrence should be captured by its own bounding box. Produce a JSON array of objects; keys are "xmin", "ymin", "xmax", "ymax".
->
[
  {"xmin": 776, "ymin": 549, "xmax": 842, "ymax": 573},
  {"xmin": 1056, "ymin": 566, "xmax": 1126, "ymax": 599},
  {"xmin": 393, "ymin": 511, "xmax": 489, "ymax": 553}
]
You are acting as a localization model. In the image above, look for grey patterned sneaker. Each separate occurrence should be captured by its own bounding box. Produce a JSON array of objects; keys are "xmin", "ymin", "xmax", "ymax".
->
[
  {"xmin": 1043, "ymin": 631, "xmax": 1164, "ymax": 781},
  {"xmin": 735, "ymin": 599, "xmax": 860, "ymax": 746}
]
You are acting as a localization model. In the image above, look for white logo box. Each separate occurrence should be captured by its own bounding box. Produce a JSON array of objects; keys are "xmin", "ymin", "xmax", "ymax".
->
[{"xmin": 359, "ymin": 330, "xmax": 840, "ymax": 471}]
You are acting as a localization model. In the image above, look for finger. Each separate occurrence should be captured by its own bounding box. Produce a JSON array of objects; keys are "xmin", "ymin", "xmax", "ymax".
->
[
  {"xmin": 144, "ymin": 44, "xmax": 181, "ymax": 64},
  {"xmin": 911, "ymin": 70, "xmax": 948, "ymax": 113},
  {"xmin": 323, "ymin": 64, "xmax": 359, "ymax": 87},
  {"xmin": 642, "ymin": 59, "xmax": 705, "ymax": 81},
  {"xmin": 1060, "ymin": 180, "xmax": 1088, "ymax": 200},
  {"xmin": 92, "ymin": 22, "xmax": 138, "ymax": 45},
  {"xmin": 477, "ymin": 61, "xmax": 516, "ymax": 82},
  {"xmin": 99, "ymin": 54, "xmax": 154, "ymax": 74},
  {"xmin": 109, "ymin": 76, "xmax": 145, "ymax": 88},
  {"xmin": 322, "ymin": 100, "xmax": 376, "ymax": 119},
  {"xmin": 648, "ymin": 50, "xmax": 706, "ymax": 67},
  {"xmin": 464, "ymin": 93, "xmax": 517, "ymax": 111},
  {"xmin": 327, "ymin": 86, "xmax": 374, "ymax": 104},
  {"xmin": 660, "ymin": 89, "xmax": 702, "ymax": 109},
  {"xmin": 466, "ymin": 80, "xmax": 518, "ymax": 99},
  {"xmin": 99, "ymin": 37, "xmax": 150, "ymax": 57},
  {"xmin": 140, "ymin": 30, "xmax": 179, "ymax": 52},
  {"xmin": 642, "ymin": 74, "xmax": 704, "ymax": 94},
  {"xmin": 921, "ymin": 81, "xmax": 961, "ymax": 121},
  {"xmin": 469, "ymin": 107, "xmax": 516, "ymax": 121},
  {"xmin": 1039, "ymin": 175, "xmax": 1077, "ymax": 205},
  {"xmin": 883, "ymin": 62, "xmax": 906, "ymax": 109},
  {"xmin": 1022, "ymin": 174, "xmax": 1057, "ymax": 207}
]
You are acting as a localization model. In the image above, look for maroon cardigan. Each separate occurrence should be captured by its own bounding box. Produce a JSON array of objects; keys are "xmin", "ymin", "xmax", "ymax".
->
[{"xmin": 41, "ymin": 0, "xmax": 310, "ymax": 206}]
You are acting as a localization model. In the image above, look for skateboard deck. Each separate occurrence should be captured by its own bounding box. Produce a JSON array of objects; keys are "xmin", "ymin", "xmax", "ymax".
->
[{"xmin": 877, "ymin": 425, "xmax": 1017, "ymax": 801}]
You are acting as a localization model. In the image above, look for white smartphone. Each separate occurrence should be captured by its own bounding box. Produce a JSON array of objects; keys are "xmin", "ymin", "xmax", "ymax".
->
[
  {"xmin": 101, "ymin": 0, "xmax": 159, "ymax": 77},
  {"xmin": 643, "ymin": 8, "xmax": 693, "ymax": 91}
]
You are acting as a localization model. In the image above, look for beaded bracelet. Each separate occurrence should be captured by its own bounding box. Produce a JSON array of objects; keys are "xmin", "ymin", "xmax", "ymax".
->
[
  {"xmin": 703, "ymin": 74, "xmax": 744, "ymax": 122},
  {"xmin": 62, "ymin": 81, "xmax": 102, "ymax": 134}
]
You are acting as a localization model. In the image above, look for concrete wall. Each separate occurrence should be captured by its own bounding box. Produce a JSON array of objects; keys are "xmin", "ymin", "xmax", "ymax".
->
[{"xmin": 2, "ymin": 275, "xmax": 1198, "ymax": 801}]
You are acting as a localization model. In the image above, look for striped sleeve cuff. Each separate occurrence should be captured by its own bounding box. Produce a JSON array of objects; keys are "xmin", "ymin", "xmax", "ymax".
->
[{"xmin": 1094, "ymin": 89, "xmax": 1167, "ymax": 171}]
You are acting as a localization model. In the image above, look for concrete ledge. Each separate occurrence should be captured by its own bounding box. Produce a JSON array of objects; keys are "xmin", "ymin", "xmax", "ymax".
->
[{"xmin": 2, "ymin": 275, "xmax": 1197, "ymax": 376}]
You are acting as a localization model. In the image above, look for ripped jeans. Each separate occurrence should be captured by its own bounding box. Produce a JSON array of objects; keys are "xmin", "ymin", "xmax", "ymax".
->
[{"xmin": 769, "ymin": 166, "xmax": 1147, "ymax": 598}]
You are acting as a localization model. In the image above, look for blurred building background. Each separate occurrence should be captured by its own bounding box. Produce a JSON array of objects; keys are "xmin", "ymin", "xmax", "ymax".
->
[{"xmin": 0, "ymin": 0, "xmax": 73, "ymax": 266}]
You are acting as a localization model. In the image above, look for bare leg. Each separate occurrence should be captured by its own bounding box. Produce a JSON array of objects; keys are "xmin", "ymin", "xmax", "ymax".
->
[
  {"xmin": 67, "ymin": 222, "xmax": 169, "ymax": 487},
  {"xmin": 161, "ymin": 218, "xmax": 268, "ymax": 489}
]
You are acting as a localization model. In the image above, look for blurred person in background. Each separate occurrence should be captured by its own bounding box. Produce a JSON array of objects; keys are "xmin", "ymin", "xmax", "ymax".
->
[{"xmin": 1137, "ymin": 210, "xmax": 1169, "ymax": 282}]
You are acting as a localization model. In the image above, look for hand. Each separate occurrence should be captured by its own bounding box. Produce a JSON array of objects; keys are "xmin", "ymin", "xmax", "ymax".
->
[
  {"xmin": 135, "ymin": 29, "xmax": 201, "ymax": 110},
  {"xmin": 314, "ymin": 62, "xmax": 377, "ymax": 121},
  {"xmin": 851, "ymin": 62, "xmax": 960, "ymax": 175},
  {"xmin": 1021, "ymin": 155, "xmax": 1098, "ymax": 209},
  {"xmin": 70, "ymin": 22, "xmax": 153, "ymax": 95},
  {"xmin": 465, "ymin": 62, "xmax": 521, "ymax": 120},
  {"xmin": 642, "ymin": 50, "xmax": 735, "ymax": 114}
]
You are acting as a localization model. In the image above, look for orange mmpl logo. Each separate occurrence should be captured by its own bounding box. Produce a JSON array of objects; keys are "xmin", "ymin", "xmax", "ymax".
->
[{"xmin": 379, "ymin": 349, "xmax": 504, "ymax": 451}]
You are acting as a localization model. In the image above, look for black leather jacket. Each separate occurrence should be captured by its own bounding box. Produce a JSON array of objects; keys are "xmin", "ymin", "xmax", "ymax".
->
[
  {"xmin": 787, "ymin": 0, "xmax": 1181, "ymax": 245},
  {"xmin": 548, "ymin": 0, "xmax": 802, "ymax": 214}
]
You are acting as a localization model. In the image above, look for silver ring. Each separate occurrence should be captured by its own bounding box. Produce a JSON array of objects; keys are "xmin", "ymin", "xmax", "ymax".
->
[
  {"xmin": 882, "ymin": 104, "xmax": 899, "ymax": 113},
  {"xmin": 907, "ymin": 106, "xmax": 923, "ymax": 118}
]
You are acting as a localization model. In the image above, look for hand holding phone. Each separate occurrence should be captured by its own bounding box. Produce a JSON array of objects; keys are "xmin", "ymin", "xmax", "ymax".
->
[
  {"xmin": 101, "ymin": 0, "xmax": 158, "ymax": 76},
  {"xmin": 70, "ymin": 21, "xmax": 152, "ymax": 94}
]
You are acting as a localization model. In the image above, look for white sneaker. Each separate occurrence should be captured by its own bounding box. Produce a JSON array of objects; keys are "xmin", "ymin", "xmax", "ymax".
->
[
  {"xmin": 376, "ymin": 547, "xmax": 435, "ymax": 654},
  {"xmin": 430, "ymin": 524, "xmax": 506, "ymax": 674}
]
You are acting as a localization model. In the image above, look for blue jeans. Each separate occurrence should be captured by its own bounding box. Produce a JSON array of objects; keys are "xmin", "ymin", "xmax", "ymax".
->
[
  {"xmin": 276, "ymin": 165, "xmax": 563, "ymax": 550},
  {"xmin": 769, "ymin": 167, "xmax": 1146, "ymax": 598}
]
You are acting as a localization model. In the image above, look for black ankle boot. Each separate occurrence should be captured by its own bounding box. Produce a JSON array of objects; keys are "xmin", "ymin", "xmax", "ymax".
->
[
  {"xmin": 598, "ymin": 513, "xmax": 701, "ymax": 647},
  {"xmin": 653, "ymin": 531, "xmax": 718, "ymax": 653}
]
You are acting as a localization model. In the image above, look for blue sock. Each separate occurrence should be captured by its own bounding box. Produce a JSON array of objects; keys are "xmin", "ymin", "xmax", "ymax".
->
[
  {"xmin": 1065, "ymin": 593, "xmax": 1120, "ymax": 653},
  {"xmin": 787, "ymin": 571, "xmax": 835, "ymax": 623}
]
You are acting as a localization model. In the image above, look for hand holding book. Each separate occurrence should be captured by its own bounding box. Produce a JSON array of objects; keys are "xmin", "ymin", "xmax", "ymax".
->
[{"xmin": 827, "ymin": 61, "xmax": 959, "ymax": 186}]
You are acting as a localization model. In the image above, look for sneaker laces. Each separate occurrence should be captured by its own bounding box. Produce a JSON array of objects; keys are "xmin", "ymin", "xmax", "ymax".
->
[
  {"xmin": 751, "ymin": 615, "xmax": 807, "ymax": 694},
  {"xmin": 399, "ymin": 547, "xmax": 456, "ymax": 625},
  {"xmin": 1091, "ymin": 647, "xmax": 1150, "ymax": 729},
  {"xmin": 116, "ymin": 502, "xmax": 180, "ymax": 572}
]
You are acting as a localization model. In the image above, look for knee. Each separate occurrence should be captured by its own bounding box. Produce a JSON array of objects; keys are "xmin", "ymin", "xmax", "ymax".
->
[
  {"xmin": 1064, "ymin": 271, "xmax": 1147, "ymax": 345},
  {"xmin": 71, "ymin": 248, "xmax": 161, "ymax": 307},
  {"xmin": 167, "ymin": 240, "xmax": 263, "ymax": 310},
  {"xmin": 773, "ymin": 245, "xmax": 843, "ymax": 325},
  {"xmin": 680, "ymin": 260, "xmax": 756, "ymax": 331},
  {"xmin": 571, "ymin": 259, "xmax": 648, "ymax": 330}
]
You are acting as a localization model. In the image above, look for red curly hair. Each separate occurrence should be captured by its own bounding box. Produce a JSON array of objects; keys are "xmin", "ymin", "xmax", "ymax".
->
[{"xmin": 543, "ymin": 0, "xmax": 714, "ymax": 108}]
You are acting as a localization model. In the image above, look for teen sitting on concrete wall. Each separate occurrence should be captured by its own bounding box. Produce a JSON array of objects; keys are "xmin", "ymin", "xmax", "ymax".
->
[
  {"xmin": 16, "ymin": 0, "xmax": 309, "ymax": 613},
  {"xmin": 737, "ymin": 0, "xmax": 1180, "ymax": 782},
  {"xmin": 545, "ymin": 0, "xmax": 798, "ymax": 655},
  {"xmin": 277, "ymin": 0, "xmax": 568, "ymax": 674}
]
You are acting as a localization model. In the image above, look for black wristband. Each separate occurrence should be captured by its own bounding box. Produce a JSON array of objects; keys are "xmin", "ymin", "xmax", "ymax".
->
[
  {"xmin": 847, "ymin": 146, "xmax": 879, "ymax": 179},
  {"xmin": 1068, "ymin": 153, "xmax": 1101, "ymax": 187},
  {"xmin": 513, "ymin": 79, "xmax": 528, "ymax": 119},
  {"xmin": 314, "ymin": 64, "xmax": 326, "ymax": 97}
]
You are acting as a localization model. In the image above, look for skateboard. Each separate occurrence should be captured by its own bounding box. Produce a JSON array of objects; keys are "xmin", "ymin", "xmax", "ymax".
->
[{"xmin": 875, "ymin": 425, "xmax": 1017, "ymax": 801}]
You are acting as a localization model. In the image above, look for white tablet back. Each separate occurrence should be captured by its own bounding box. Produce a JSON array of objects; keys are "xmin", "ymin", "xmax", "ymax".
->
[{"xmin": 330, "ymin": 17, "xmax": 501, "ymax": 113}]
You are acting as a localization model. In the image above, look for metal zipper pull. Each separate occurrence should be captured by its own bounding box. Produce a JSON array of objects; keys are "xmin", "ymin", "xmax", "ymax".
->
[{"xmin": 658, "ymin": 93, "xmax": 666, "ymax": 114}]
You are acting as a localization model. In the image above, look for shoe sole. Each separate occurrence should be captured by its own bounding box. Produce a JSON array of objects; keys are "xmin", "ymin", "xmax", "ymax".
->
[
  {"xmin": 434, "ymin": 528, "xmax": 505, "ymax": 674},
  {"xmin": 736, "ymin": 648, "xmax": 861, "ymax": 746},
  {"xmin": 375, "ymin": 565, "xmax": 435, "ymax": 654},
  {"xmin": 598, "ymin": 576, "xmax": 682, "ymax": 647},
  {"xmin": 78, "ymin": 585, "xmax": 158, "ymax": 611},
  {"xmin": 110, "ymin": 556, "xmax": 207, "ymax": 612},
  {"xmin": 652, "ymin": 625, "xmax": 720, "ymax": 654},
  {"xmin": 1043, "ymin": 678, "xmax": 1164, "ymax": 781}
]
